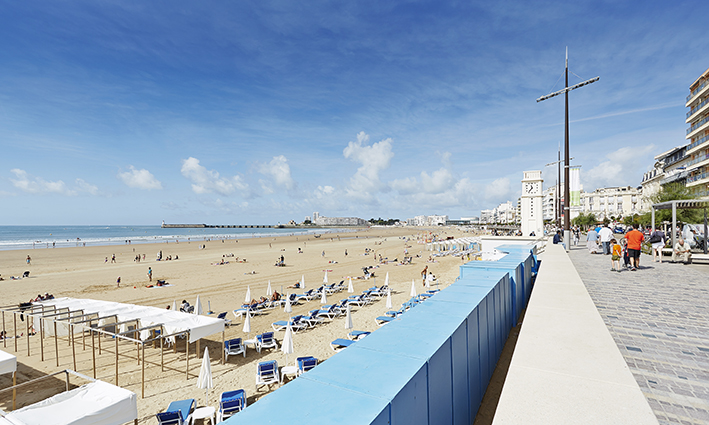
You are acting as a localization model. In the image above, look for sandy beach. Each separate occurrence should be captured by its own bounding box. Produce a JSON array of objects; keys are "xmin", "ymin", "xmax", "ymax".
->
[{"xmin": 0, "ymin": 226, "xmax": 472, "ymax": 422}]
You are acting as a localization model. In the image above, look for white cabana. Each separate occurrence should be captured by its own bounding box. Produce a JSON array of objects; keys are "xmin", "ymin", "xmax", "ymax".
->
[
  {"xmin": 0, "ymin": 379, "xmax": 137, "ymax": 425},
  {"xmin": 38, "ymin": 297, "xmax": 224, "ymax": 343},
  {"xmin": 0, "ymin": 350, "xmax": 16, "ymax": 376}
]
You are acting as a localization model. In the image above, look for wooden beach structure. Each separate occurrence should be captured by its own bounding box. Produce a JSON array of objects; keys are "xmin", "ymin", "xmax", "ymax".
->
[{"xmin": 0, "ymin": 297, "xmax": 225, "ymax": 400}]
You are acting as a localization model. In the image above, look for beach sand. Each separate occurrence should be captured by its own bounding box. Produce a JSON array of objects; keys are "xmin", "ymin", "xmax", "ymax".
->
[{"xmin": 0, "ymin": 226, "xmax": 471, "ymax": 422}]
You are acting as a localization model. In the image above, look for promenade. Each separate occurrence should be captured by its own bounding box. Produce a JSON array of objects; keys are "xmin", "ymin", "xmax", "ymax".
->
[{"xmin": 568, "ymin": 245, "xmax": 709, "ymax": 424}]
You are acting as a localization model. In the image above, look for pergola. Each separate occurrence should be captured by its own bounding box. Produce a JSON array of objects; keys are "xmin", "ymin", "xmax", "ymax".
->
[
  {"xmin": 651, "ymin": 198, "xmax": 709, "ymax": 254},
  {"xmin": 0, "ymin": 297, "xmax": 225, "ymax": 399}
]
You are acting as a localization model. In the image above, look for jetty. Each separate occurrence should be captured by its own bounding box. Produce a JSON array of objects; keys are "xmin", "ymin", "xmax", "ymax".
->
[{"xmin": 161, "ymin": 223, "xmax": 286, "ymax": 229}]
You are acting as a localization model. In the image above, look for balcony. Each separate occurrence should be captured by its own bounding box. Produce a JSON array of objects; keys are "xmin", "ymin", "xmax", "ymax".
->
[
  {"xmin": 686, "ymin": 171, "xmax": 709, "ymax": 187},
  {"xmin": 687, "ymin": 78, "xmax": 709, "ymax": 106},
  {"xmin": 687, "ymin": 97, "xmax": 709, "ymax": 122},
  {"xmin": 685, "ymin": 152, "xmax": 709, "ymax": 171},
  {"xmin": 687, "ymin": 133, "xmax": 709, "ymax": 155},
  {"xmin": 687, "ymin": 115, "xmax": 709, "ymax": 139}
]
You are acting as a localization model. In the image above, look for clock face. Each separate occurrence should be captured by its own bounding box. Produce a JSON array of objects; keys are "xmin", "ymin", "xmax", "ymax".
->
[{"xmin": 524, "ymin": 182, "xmax": 538, "ymax": 194}]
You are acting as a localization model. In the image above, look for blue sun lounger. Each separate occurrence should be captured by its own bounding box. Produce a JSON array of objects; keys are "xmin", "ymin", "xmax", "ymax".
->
[
  {"xmin": 156, "ymin": 398, "xmax": 195, "ymax": 425},
  {"xmin": 217, "ymin": 389, "xmax": 247, "ymax": 422},
  {"xmin": 347, "ymin": 330, "xmax": 371, "ymax": 340},
  {"xmin": 375, "ymin": 316, "xmax": 395, "ymax": 326},
  {"xmin": 330, "ymin": 338, "xmax": 356, "ymax": 351}
]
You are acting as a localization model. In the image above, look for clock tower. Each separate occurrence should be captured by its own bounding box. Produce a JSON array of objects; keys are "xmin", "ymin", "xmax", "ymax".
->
[{"xmin": 521, "ymin": 170, "xmax": 543, "ymax": 237}]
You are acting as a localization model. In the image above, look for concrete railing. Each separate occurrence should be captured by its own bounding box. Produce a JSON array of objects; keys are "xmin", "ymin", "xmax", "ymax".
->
[{"xmin": 492, "ymin": 244, "xmax": 658, "ymax": 424}]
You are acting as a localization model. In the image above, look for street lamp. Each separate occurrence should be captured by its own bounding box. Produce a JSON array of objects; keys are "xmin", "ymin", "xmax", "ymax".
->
[
  {"xmin": 537, "ymin": 48, "xmax": 599, "ymax": 250},
  {"xmin": 546, "ymin": 152, "xmax": 574, "ymax": 227}
]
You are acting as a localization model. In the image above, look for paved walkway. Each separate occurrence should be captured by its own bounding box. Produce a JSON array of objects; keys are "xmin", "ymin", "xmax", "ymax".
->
[{"xmin": 568, "ymin": 245, "xmax": 709, "ymax": 425}]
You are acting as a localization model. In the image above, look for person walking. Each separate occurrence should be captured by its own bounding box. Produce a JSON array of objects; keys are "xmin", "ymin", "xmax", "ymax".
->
[
  {"xmin": 599, "ymin": 225, "xmax": 613, "ymax": 255},
  {"xmin": 147, "ymin": 267, "xmax": 152, "ymax": 282},
  {"xmin": 611, "ymin": 239, "xmax": 622, "ymax": 272},
  {"xmin": 586, "ymin": 228, "xmax": 599, "ymax": 254},
  {"xmin": 26, "ymin": 255, "xmax": 31, "ymax": 265},
  {"xmin": 649, "ymin": 228, "xmax": 666, "ymax": 263},
  {"xmin": 625, "ymin": 224, "xmax": 644, "ymax": 271}
]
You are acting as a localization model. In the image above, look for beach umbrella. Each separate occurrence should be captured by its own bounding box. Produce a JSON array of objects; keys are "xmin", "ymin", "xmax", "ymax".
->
[
  {"xmin": 281, "ymin": 322, "xmax": 294, "ymax": 365},
  {"xmin": 171, "ymin": 300, "xmax": 177, "ymax": 312},
  {"xmin": 195, "ymin": 296, "xmax": 203, "ymax": 315},
  {"xmin": 245, "ymin": 286, "xmax": 251, "ymax": 303},
  {"xmin": 410, "ymin": 279, "xmax": 417, "ymax": 298},
  {"xmin": 284, "ymin": 294, "xmax": 292, "ymax": 313},
  {"xmin": 347, "ymin": 277, "xmax": 354, "ymax": 293},
  {"xmin": 344, "ymin": 305, "xmax": 353, "ymax": 330},
  {"xmin": 426, "ymin": 274, "xmax": 431, "ymax": 289},
  {"xmin": 384, "ymin": 272, "xmax": 389, "ymax": 287},
  {"xmin": 386, "ymin": 288, "xmax": 392, "ymax": 309},
  {"xmin": 243, "ymin": 310, "xmax": 251, "ymax": 334},
  {"xmin": 323, "ymin": 271, "xmax": 328, "ymax": 284},
  {"xmin": 301, "ymin": 275, "xmax": 305, "ymax": 289},
  {"xmin": 266, "ymin": 281, "xmax": 272, "ymax": 296},
  {"xmin": 320, "ymin": 288, "xmax": 328, "ymax": 304},
  {"xmin": 196, "ymin": 347, "xmax": 213, "ymax": 406}
]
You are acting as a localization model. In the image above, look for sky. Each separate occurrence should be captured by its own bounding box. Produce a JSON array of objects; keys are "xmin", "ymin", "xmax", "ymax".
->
[{"xmin": 1, "ymin": 0, "xmax": 707, "ymax": 225}]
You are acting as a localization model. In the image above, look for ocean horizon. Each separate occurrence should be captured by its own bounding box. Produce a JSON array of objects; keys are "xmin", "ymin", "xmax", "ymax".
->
[{"xmin": 0, "ymin": 225, "xmax": 343, "ymax": 251}]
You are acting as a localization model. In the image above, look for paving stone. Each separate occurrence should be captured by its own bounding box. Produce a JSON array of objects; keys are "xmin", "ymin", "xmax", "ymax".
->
[{"xmin": 569, "ymin": 246, "xmax": 709, "ymax": 424}]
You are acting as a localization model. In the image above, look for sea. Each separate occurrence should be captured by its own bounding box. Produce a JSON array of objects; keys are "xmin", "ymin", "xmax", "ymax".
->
[{"xmin": 0, "ymin": 225, "xmax": 340, "ymax": 251}]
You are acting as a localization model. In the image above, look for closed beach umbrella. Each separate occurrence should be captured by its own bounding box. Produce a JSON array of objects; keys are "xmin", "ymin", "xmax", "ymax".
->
[
  {"xmin": 320, "ymin": 288, "xmax": 327, "ymax": 304},
  {"xmin": 281, "ymin": 322, "xmax": 294, "ymax": 365},
  {"xmin": 243, "ymin": 311, "xmax": 251, "ymax": 334},
  {"xmin": 347, "ymin": 277, "xmax": 354, "ymax": 293},
  {"xmin": 171, "ymin": 300, "xmax": 177, "ymax": 312},
  {"xmin": 384, "ymin": 272, "xmax": 389, "ymax": 287},
  {"xmin": 344, "ymin": 305, "xmax": 353, "ymax": 330},
  {"xmin": 386, "ymin": 288, "xmax": 392, "ymax": 309},
  {"xmin": 410, "ymin": 279, "xmax": 417, "ymax": 298},
  {"xmin": 245, "ymin": 286, "xmax": 251, "ymax": 303},
  {"xmin": 266, "ymin": 281, "xmax": 272, "ymax": 296},
  {"xmin": 195, "ymin": 295, "xmax": 203, "ymax": 315},
  {"xmin": 323, "ymin": 271, "xmax": 328, "ymax": 284},
  {"xmin": 284, "ymin": 294, "xmax": 292, "ymax": 313},
  {"xmin": 197, "ymin": 347, "xmax": 213, "ymax": 405},
  {"xmin": 301, "ymin": 275, "xmax": 305, "ymax": 289}
]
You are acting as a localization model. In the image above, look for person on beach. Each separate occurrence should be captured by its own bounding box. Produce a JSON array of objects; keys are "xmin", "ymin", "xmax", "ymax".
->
[
  {"xmin": 116, "ymin": 277, "xmax": 121, "ymax": 287},
  {"xmin": 111, "ymin": 254, "xmax": 116, "ymax": 263},
  {"xmin": 649, "ymin": 228, "xmax": 666, "ymax": 263},
  {"xmin": 26, "ymin": 255, "xmax": 31, "ymax": 265},
  {"xmin": 147, "ymin": 267, "xmax": 152, "ymax": 282},
  {"xmin": 610, "ymin": 239, "xmax": 622, "ymax": 272},
  {"xmin": 421, "ymin": 266, "xmax": 428, "ymax": 285},
  {"xmin": 288, "ymin": 281, "xmax": 301, "ymax": 289},
  {"xmin": 625, "ymin": 224, "xmax": 644, "ymax": 271}
]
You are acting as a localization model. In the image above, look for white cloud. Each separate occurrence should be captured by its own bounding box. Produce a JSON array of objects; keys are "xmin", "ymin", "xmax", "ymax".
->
[
  {"xmin": 117, "ymin": 166, "xmax": 162, "ymax": 190},
  {"xmin": 180, "ymin": 157, "xmax": 249, "ymax": 196},
  {"xmin": 484, "ymin": 177, "xmax": 511, "ymax": 201},
  {"xmin": 259, "ymin": 155, "xmax": 294, "ymax": 190},
  {"xmin": 343, "ymin": 131, "xmax": 394, "ymax": 200},
  {"xmin": 9, "ymin": 169, "xmax": 94, "ymax": 196},
  {"xmin": 583, "ymin": 145, "xmax": 655, "ymax": 190}
]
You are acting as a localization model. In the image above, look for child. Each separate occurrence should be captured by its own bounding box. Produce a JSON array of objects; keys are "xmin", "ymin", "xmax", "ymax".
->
[{"xmin": 611, "ymin": 239, "xmax": 622, "ymax": 272}]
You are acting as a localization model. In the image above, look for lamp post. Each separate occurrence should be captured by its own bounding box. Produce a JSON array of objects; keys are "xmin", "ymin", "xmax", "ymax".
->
[
  {"xmin": 538, "ymin": 48, "xmax": 599, "ymax": 250},
  {"xmin": 546, "ymin": 153, "xmax": 574, "ymax": 227}
]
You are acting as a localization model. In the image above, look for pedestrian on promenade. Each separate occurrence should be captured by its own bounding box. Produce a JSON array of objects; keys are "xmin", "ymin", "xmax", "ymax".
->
[
  {"xmin": 599, "ymin": 224, "xmax": 613, "ymax": 255},
  {"xmin": 621, "ymin": 237, "xmax": 630, "ymax": 268},
  {"xmin": 573, "ymin": 227, "xmax": 580, "ymax": 246},
  {"xmin": 611, "ymin": 239, "xmax": 622, "ymax": 272},
  {"xmin": 648, "ymin": 228, "xmax": 666, "ymax": 263},
  {"xmin": 586, "ymin": 228, "xmax": 600, "ymax": 254},
  {"xmin": 625, "ymin": 224, "xmax": 644, "ymax": 271},
  {"xmin": 672, "ymin": 237, "xmax": 692, "ymax": 264}
]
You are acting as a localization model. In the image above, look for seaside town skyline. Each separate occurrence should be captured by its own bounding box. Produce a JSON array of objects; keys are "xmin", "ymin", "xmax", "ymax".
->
[{"xmin": 1, "ymin": 2, "xmax": 708, "ymax": 225}]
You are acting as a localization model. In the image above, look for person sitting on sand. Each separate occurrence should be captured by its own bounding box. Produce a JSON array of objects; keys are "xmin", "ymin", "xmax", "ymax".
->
[
  {"xmin": 180, "ymin": 300, "xmax": 190, "ymax": 312},
  {"xmin": 287, "ymin": 281, "xmax": 301, "ymax": 289},
  {"xmin": 270, "ymin": 291, "xmax": 281, "ymax": 302}
]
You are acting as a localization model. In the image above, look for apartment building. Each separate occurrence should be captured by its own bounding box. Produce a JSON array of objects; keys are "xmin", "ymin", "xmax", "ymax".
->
[{"xmin": 685, "ymin": 67, "xmax": 709, "ymax": 198}]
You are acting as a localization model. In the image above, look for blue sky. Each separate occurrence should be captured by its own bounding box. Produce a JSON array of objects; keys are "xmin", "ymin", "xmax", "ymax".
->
[{"xmin": 1, "ymin": 1, "xmax": 707, "ymax": 225}]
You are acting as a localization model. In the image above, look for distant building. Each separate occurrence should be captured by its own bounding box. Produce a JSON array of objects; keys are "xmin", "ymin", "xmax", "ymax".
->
[
  {"xmin": 304, "ymin": 216, "xmax": 312, "ymax": 223},
  {"xmin": 542, "ymin": 186, "xmax": 558, "ymax": 223},
  {"xmin": 313, "ymin": 214, "xmax": 368, "ymax": 226},
  {"xmin": 480, "ymin": 209, "xmax": 494, "ymax": 224},
  {"xmin": 405, "ymin": 214, "xmax": 449, "ymax": 226},
  {"xmin": 579, "ymin": 186, "xmax": 642, "ymax": 220}
]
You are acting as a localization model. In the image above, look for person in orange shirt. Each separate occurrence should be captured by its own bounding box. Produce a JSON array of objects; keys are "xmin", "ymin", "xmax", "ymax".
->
[
  {"xmin": 611, "ymin": 239, "xmax": 622, "ymax": 272},
  {"xmin": 625, "ymin": 224, "xmax": 645, "ymax": 271}
]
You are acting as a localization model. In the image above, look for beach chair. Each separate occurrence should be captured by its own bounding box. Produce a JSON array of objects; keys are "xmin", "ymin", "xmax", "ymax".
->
[
  {"xmin": 324, "ymin": 283, "xmax": 338, "ymax": 294},
  {"xmin": 271, "ymin": 316, "xmax": 307, "ymax": 333},
  {"xmin": 296, "ymin": 289, "xmax": 316, "ymax": 302},
  {"xmin": 256, "ymin": 360, "xmax": 279, "ymax": 390},
  {"xmin": 385, "ymin": 307, "xmax": 406, "ymax": 318},
  {"xmin": 217, "ymin": 389, "xmax": 247, "ymax": 422},
  {"xmin": 301, "ymin": 310, "xmax": 324, "ymax": 327},
  {"xmin": 256, "ymin": 332, "xmax": 278, "ymax": 352},
  {"xmin": 347, "ymin": 330, "xmax": 371, "ymax": 340},
  {"xmin": 376, "ymin": 316, "xmax": 395, "ymax": 326},
  {"xmin": 217, "ymin": 311, "xmax": 232, "ymax": 326},
  {"xmin": 316, "ymin": 304, "xmax": 338, "ymax": 320},
  {"xmin": 332, "ymin": 299, "xmax": 349, "ymax": 316},
  {"xmin": 225, "ymin": 338, "xmax": 246, "ymax": 360},
  {"xmin": 296, "ymin": 356, "xmax": 318, "ymax": 376},
  {"xmin": 330, "ymin": 338, "xmax": 355, "ymax": 352},
  {"xmin": 156, "ymin": 398, "xmax": 195, "ymax": 425}
]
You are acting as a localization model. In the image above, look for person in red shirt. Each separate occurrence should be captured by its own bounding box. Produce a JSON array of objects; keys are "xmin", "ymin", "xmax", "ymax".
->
[{"xmin": 625, "ymin": 224, "xmax": 645, "ymax": 271}]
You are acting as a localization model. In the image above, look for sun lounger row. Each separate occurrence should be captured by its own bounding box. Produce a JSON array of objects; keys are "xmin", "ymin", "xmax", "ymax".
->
[
  {"xmin": 256, "ymin": 356, "xmax": 319, "ymax": 390},
  {"xmin": 376, "ymin": 290, "xmax": 440, "ymax": 327},
  {"xmin": 224, "ymin": 332, "xmax": 278, "ymax": 361}
]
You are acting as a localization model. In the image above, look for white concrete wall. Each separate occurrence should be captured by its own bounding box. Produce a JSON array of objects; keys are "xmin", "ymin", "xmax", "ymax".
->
[{"xmin": 492, "ymin": 243, "xmax": 658, "ymax": 424}]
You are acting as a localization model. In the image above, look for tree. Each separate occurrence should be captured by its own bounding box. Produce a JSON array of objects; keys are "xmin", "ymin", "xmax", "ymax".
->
[{"xmin": 653, "ymin": 183, "xmax": 703, "ymax": 224}]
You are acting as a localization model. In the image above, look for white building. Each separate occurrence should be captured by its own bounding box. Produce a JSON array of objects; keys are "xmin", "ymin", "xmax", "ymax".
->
[
  {"xmin": 542, "ymin": 186, "xmax": 558, "ymax": 223},
  {"xmin": 312, "ymin": 213, "xmax": 367, "ymax": 226},
  {"xmin": 579, "ymin": 186, "xmax": 642, "ymax": 220},
  {"xmin": 480, "ymin": 209, "xmax": 494, "ymax": 224},
  {"xmin": 685, "ymin": 67, "xmax": 709, "ymax": 198},
  {"xmin": 406, "ymin": 215, "xmax": 448, "ymax": 226},
  {"xmin": 492, "ymin": 201, "xmax": 516, "ymax": 224}
]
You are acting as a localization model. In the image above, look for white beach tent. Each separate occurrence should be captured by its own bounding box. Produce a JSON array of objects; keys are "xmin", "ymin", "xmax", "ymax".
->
[
  {"xmin": 0, "ymin": 379, "xmax": 137, "ymax": 425},
  {"xmin": 0, "ymin": 349, "xmax": 16, "ymax": 376}
]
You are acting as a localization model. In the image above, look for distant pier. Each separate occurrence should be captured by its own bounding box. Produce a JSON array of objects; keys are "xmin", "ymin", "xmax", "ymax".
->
[{"xmin": 161, "ymin": 223, "xmax": 291, "ymax": 229}]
